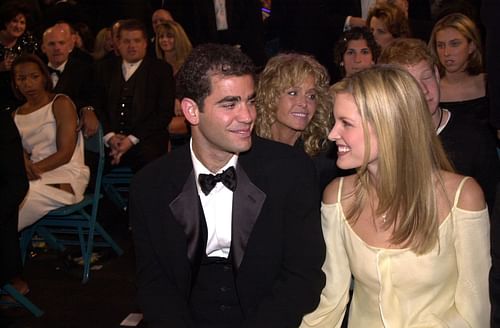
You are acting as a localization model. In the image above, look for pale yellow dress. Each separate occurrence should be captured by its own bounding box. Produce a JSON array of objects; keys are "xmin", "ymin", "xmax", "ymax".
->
[{"xmin": 301, "ymin": 177, "xmax": 491, "ymax": 328}]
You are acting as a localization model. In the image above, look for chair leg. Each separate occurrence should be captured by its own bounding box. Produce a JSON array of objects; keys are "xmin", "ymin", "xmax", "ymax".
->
[
  {"xmin": 95, "ymin": 222, "xmax": 124, "ymax": 256},
  {"xmin": 1, "ymin": 283, "xmax": 44, "ymax": 317}
]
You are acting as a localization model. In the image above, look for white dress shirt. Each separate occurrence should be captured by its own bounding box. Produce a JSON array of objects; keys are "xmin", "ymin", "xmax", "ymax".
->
[{"xmin": 191, "ymin": 139, "xmax": 237, "ymax": 258}]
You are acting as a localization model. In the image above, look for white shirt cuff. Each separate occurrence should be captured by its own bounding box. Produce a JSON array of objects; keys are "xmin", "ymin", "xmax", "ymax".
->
[
  {"xmin": 103, "ymin": 132, "xmax": 115, "ymax": 147},
  {"xmin": 128, "ymin": 134, "xmax": 140, "ymax": 145}
]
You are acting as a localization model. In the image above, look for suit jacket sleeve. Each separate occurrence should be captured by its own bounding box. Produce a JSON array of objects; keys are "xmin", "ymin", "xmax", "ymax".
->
[{"xmin": 244, "ymin": 153, "xmax": 326, "ymax": 327}]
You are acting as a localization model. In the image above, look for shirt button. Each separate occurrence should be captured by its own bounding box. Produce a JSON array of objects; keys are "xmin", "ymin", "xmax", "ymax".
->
[
  {"xmin": 219, "ymin": 286, "xmax": 229, "ymax": 292},
  {"xmin": 223, "ymin": 265, "xmax": 231, "ymax": 272}
]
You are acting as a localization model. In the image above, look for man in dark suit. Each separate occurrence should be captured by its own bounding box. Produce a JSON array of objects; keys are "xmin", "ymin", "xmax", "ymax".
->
[
  {"xmin": 41, "ymin": 22, "xmax": 99, "ymax": 138},
  {"xmin": 166, "ymin": 0, "xmax": 267, "ymax": 67},
  {"xmin": 130, "ymin": 44, "xmax": 326, "ymax": 328},
  {"xmin": 91, "ymin": 19, "xmax": 175, "ymax": 171}
]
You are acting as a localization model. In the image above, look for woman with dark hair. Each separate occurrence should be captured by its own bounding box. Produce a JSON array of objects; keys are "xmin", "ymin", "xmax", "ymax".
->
[
  {"xmin": 0, "ymin": 1, "xmax": 39, "ymax": 112},
  {"xmin": 11, "ymin": 54, "xmax": 89, "ymax": 231},
  {"xmin": 334, "ymin": 26, "xmax": 380, "ymax": 79}
]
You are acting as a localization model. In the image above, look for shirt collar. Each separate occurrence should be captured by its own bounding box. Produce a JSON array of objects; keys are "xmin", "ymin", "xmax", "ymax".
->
[
  {"xmin": 48, "ymin": 60, "xmax": 68, "ymax": 72},
  {"xmin": 190, "ymin": 138, "xmax": 238, "ymax": 194}
]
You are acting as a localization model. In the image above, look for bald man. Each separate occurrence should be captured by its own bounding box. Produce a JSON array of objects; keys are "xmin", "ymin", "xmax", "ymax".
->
[{"xmin": 42, "ymin": 22, "xmax": 99, "ymax": 137}]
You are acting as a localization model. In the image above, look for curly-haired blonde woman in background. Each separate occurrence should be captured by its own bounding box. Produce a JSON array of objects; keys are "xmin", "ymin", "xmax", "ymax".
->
[
  {"xmin": 255, "ymin": 53, "xmax": 341, "ymax": 191},
  {"xmin": 300, "ymin": 66, "xmax": 490, "ymax": 327}
]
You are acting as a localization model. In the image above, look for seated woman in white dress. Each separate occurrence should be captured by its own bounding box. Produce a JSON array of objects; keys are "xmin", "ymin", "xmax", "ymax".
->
[
  {"xmin": 300, "ymin": 66, "xmax": 490, "ymax": 327},
  {"xmin": 11, "ymin": 54, "xmax": 89, "ymax": 231}
]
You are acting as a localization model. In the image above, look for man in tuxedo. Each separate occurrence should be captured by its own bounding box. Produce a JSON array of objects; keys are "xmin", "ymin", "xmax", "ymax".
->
[
  {"xmin": 41, "ymin": 22, "xmax": 99, "ymax": 137},
  {"xmin": 91, "ymin": 19, "xmax": 174, "ymax": 171},
  {"xmin": 130, "ymin": 43, "xmax": 326, "ymax": 328}
]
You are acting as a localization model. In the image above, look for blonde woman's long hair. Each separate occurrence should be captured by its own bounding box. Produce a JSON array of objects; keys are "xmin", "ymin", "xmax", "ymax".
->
[
  {"xmin": 255, "ymin": 53, "xmax": 332, "ymax": 156},
  {"xmin": 155, "ymin": 21, "xmax": 192, "ymax": 74},
  {"xmin": 332, "ymin": 66, "xmax": 453, "ymax": 254}
]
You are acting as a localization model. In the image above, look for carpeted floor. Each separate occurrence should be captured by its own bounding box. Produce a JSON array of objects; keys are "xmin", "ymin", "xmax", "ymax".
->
[{"xmin": 0, "ymin": 202, "xmax": 145, "ymax": 328}]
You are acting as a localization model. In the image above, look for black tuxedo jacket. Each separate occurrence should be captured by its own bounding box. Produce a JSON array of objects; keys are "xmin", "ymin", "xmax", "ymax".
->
[
  {"xmin": 51, "ymin": 54, "xmax": 93, "ymax": 111},
  {"xmin": 91, "ymin": 55, "xmax": 175, "ymax": 142},
  {"xmin": 130, "ymin": 136, "xmax": 326, "ymax": 327}
]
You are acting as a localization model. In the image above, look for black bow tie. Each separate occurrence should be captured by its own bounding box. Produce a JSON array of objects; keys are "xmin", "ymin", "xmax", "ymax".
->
[
  {"xmin": 198, "ymin": 166, "xmax": 237, "ymax": 195},
  {"xmin": 48, "ymin": 67, "xmax": 62, "ymax": 77}
]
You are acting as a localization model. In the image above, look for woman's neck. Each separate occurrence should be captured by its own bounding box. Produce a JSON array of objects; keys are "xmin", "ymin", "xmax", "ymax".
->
[
  {"xmin": 443, "ymin": 70, "xmax": 469, "ymax": 84},
  {"xmin": 164, "ymin": 50, "xmax": 176, "ymax": 65},
  {"xmin": 270, "ymin": 123, "xmax": 301, "ymax": 146},
  {"xmin": 25, "ymin": 92, "xmax": 51, "ymax": 110}
]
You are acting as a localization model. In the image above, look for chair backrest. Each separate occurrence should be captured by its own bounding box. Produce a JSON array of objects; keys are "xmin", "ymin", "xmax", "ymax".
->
[{"xmin": 84, "ymin": 125, "xmax": 104, "ymax": 218}]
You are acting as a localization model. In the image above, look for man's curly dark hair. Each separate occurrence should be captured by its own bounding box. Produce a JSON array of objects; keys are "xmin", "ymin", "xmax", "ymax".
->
[{"xmin": 176, "ymin": 43, "xmax": 256, "ymax": 111}]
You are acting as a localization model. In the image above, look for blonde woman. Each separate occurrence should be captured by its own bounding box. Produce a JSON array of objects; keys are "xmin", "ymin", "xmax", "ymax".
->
[
  {"xmin": 155, "ymin": 20, "xmax": 192, "ymax": 76},
  {"xmin": 155, "ymin": 21, "xmax": 192, "ymax": 148},
  {"xmin": 429, "ymin": 13, "xmax": 488, "ymax": 125},
  {"xmin": 301, "ymin": 66, "xmax": 490, "ymax": 327},
  {"xmin": 255, "ymin": 53, "xmax": 339, "ymax": 190},
  {"xmin": 92, "ymin": 27, "xmax": 113, "ymax": 61}
]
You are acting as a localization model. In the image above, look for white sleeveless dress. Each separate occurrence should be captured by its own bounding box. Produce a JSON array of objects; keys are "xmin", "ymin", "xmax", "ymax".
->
[{"xmin": 14, "ymin": 94, "xmax": 90, "ymax": 231}]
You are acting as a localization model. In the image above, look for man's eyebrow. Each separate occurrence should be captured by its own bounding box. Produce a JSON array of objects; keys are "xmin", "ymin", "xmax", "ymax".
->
[
  {"xmin": 215, "ymin": 96, "xmax": 241, "ymax": 104},
  {"xmin": 247, "ymin": 92, "xmax": 256, "ymax": 100}
]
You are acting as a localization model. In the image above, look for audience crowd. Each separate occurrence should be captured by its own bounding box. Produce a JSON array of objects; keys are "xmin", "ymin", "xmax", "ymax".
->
[{"xmin": 1, "ymin": 0, "xmax": 499, "ymax": 327}]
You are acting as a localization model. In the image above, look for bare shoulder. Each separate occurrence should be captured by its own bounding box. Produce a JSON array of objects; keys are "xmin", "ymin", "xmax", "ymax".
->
[
  {"xmin": 442, "ymin": 171, "xmax": 486, "ymax": 211},
  {"xmin": 323, "ymin": 174, "xmax": 356, "ymax": 204},
  {"xmin": 52, "ymin": 94, "xmax": 77, "ymax": 120},
  {"xmin": 52, "ymin": 94, "xmax": 75, "ymax": 110}
]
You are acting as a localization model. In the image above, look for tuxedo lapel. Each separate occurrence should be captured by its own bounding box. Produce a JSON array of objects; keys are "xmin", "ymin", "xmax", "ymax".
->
[
  {"xmin": 231, "ymin": 164, "xmax": 266, "ymax": 271},
  {"xmin": 169, "ymin": 171, "xmax": 205, "ymax": 266}
]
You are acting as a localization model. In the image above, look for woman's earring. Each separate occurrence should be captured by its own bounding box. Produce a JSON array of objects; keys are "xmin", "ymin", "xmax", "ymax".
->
[{"xmin": 340, "ymin": 62, "xmax": 344, "ymax": 67}]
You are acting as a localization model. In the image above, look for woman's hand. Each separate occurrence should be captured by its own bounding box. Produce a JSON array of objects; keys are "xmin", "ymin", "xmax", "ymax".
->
[{"xmin": 24, "ymin": 158, "xmax": 42, "ymax": 180}]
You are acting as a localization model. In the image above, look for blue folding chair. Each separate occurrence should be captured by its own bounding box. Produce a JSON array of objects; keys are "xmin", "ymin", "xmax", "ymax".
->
[
  {"xmin": 0, "ymin": 283, "xmax": 44, "ymax": 317},
  {"xmin": 102, "ymin": 166, "xmax": 133, "ymax": 212},
  {"xmin": 20, "ymin": 126, "xmax": 124, "ymax": 284}
]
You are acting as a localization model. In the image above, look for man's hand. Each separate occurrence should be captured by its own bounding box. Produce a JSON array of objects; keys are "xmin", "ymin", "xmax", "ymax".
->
[
  {"xmin": 25, "ymin": 160, "xmax": 42, "ymax": 180},
  {"xmin": 109, "ymin": 134, "xmax": 134, "ymax": 165},
  {"xmin": 78, "ymin": 109, "xmax": 99, "ymax": 137}
]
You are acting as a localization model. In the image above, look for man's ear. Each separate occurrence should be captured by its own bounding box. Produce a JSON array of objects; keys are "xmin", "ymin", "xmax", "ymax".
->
[{"xmin": 181, "ymin": 98, "xmax": 200, "ymax": 125}]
